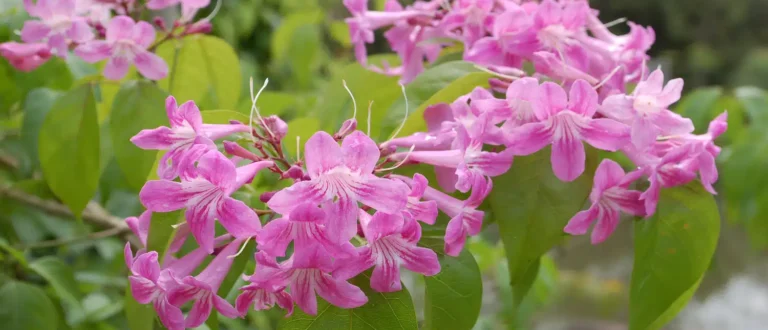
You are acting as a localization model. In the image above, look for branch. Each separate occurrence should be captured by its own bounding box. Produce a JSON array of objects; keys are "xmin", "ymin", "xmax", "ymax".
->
[
  {"xmin": 0, "ymin": 186, "xmax": 140, "ymax": 247},
  {"xmin": 19, "ymin": 226, "xmax": 126, "ymax": 249}
]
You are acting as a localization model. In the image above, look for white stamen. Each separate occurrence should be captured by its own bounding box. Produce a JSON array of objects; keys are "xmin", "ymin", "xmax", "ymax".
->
[
  {"xmin": 376, "ymin": 145, "xmax": 417, "ymax": 172},
  {"xmin": 171, "ymin": 222, "xmax": 184, "ymax": 229},
  {"xmin": 249, "ymin": 77, "xmax": 273, "ymax": 140},
  {"xmin": 342, "ymin": 80, "xmax": 357, "ymax": 120},
  {"xmin": 367, "ymin": 101, "xmax": 373, "ymax": 136},
  {"xmin": 389, "ymin": 84, "xmax": 409, "ymax": 140},
  {"xmin": 603, "ymin": 17, "xmax": 627, "ymax": 28},
  {"xmin": 473, "ymin": 65, "xmax": 522, "ymax": 81},
  {"xmin": 227, "ymin": 237, "xmax": 251, "ymax": 259},
  {"xmin": 594, "ymin": 66, "xmax": 622, "ymax": 89},
  {"xmin": 203, "ymin": 0, "xmax": 223, "ymax": 22}
]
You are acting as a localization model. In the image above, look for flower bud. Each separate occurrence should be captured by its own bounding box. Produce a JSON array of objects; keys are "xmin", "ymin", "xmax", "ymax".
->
[
  {"xmin": 259, "ymin": 191, "xmax": 276, "ymax": 203},
  {"xmin": 261, "ymin": 115, "xmax": 288, "ymax": 141},
  {"xmin": 282, "ymin": 165, "xmax": 305, "ymax": 181},
  {"xmin": 186, "ymin": 21, "xmax": 212, "ymax": 35},
  {"xmin": 334, "ymin": 118, "xmax": 357, "ymax": 140},
  {"xmin": 153, "ymin": 16, "xmax": 167, "ymax": 31},
  {"xmin": 223, "ymin": 141, "xmax": 261, "ymax": 161}
]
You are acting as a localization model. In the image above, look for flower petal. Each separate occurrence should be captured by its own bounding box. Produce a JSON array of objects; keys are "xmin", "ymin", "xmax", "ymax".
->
[
  {"xmin": 130, "ymin": 126, "xmax": 179, "ymax": 150},
  {"xmin": 563, "ymin": 206, "xmax": 598, "ymax": 235},
  {"xmin": 534, "ymin": 82, "xmax": 568, "ymax": 120},
  {"xmin": 74, "ymin": 41, "xmax": 112, "ymax": 63},
  {"xmin": 267, "ymin": 181, "xmax": 325, "ymax": 216},
  {"xmin": 139, "ymin": 180, "xmax": 190, "ymax": 212},
  {"xmin": 154, "ymin": 296, "xmax": 185, "ymax": 330},
  {"xmin": 657, "ymin": 78, "xmax": 683, "ymax": 107},
  {"xmin": 185, "ymin": 202, "xmax": 218, "ymax": 253},
  {"xmin": 213, "ymin": 295, "xmax": 240, "ymax": 318},
  {"xmin": 324, "ymin": 198, "xmax": 359, "ymax": 244},
  {"xmin": 366, "ymin": 212, "xmax": 404, "ymax": 241},
  {"xmin": 255, "ymin": 218, "xmax": 291, "ymax": 257},
  {"xmin": 355, "ymin": 175, "xmax": 409, "ymax": 214},
  {"xmin": 342, "ymin": 131, "xmax": 380, "ymax": 174},
  {"xmin": 333, "ymin": 247, "xmax": 374, "ymax": 280},
  {"xmin": 400, "ymin": 245, "xmax": 440, "ymax": 276},
  {"xmin": 185, "ymin": 296, "xmax": 213, "ymax": 328},
  {"xmin": 591, "ymin": 207, "xmax": 620, "ymax": 244},
  {"xmin": 506, "ymin": 122, "xmax": 553, "ymax": 155},
  {"xmin": 567, "ymin": 79, "xmax": 598, "ymax": 116},
  {"xmin": 370, "ymin": 255, "xmax": 401, "ymax": 292},
  {"xmin": 654, "ymin": 110, "xmax": 694, "ymax": 136},
  {"xmin": 582, "ymin": 118, "xmax": 630, "ymax": 151},
  {"xmin": 197, "ymin": 150, "xmax": 236, "ymax": 189},
  {"xmin": 134, "ymin": 50, "xmax": 169, "ymax": 80},
  {"xmin": 444, "ymin": 214, "xmax": 467, "ymax": 257},
  {"xmin": 635, "ymin": 68, "xmax": 664, "ymax": 96},
  {"xmin": 630, "ymin": 117, "xmax": 659, "ymax": 149},
  {"xmin": 103, "ymin": 56, "xmax": 131, "ymax": 80},
  {"xmin": 20, "ymin": 21, "xmax": 50, "ymax": 43},
  {"xmin": 316, "ymin": 273, "xmax": 368, "ymax": 307},
  {"xmin": 132, "ymin": 21, "xmax": 156, "ymax": 48},
  {"xmin": 290, "ymin": 271, "xmax": 317, "ymax": 315},
  {"xmin": 551, "ymin": 135, "xmax": 585, "ymax": 182},
  {"xmin": 593, "ymin": 159, "xmax": 626, "ymax": 193},
  {"xmin": 129, "ymin": 276, "xmax": 158, "ymax": 304},
  {"xmin": 304, "ymin": 131, "xmax": 343, "ymax": 178},
  {"xmin": 218, "ymin": 198, "xmax": 261, "ymax": 238},
  {"xmin": 106, "ymin": 15, "xmax": 135, "ymax": 42}
]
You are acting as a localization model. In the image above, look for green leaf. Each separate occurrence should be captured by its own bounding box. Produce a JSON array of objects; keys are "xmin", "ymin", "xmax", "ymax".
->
[
  {"xmin": 110, "ymin": 80, "xmax": 169, "ymax": 190},
  {"xmin": 280, "ymin": 272, "xmax": 418, "ymax": 330},
  {"xmin": 734, "ymin": 86, "xmax": 768, "ymax": 126},
  {"xmin": 20, "ymin": 88, "xmax": 61, "ymax": 168},
  {"xmin": 38, "ymin": 84, "xmax": 100, "ymax": 217},
  {"xmin": 157, "ymin": 35, "xmax": 241, "ymax": 110},
  {"xmin": 284, "ymin": 117, "xmax": 320, "ymax": 158},
  {"xmin": 217, "ymin": 240, "xmax": 254, "ymax": 297},
  {"xmin": 420, "ymin": 238, "xmax": 483, "ymax": 330},
  {"xmin": 201, "ymin": 109, "xmax": 250, "ymax": 125},
  {"xmin": 488, "ymin": 147, "xmax": 597, "ymax": 286},
  {"xmin": 0, "ymin": 281, "xmax": 60, "ymax": 330},
  {"xmin": 28, "ymin": 256, "xmax": 85, "ymax": 319},
  {"xmin": 330, "ymin": 21, "xmax": 351, "ymax": 47},
  {"xmin": 146, "ymin": 210, "xmax": 183, "ymax": 261},
  {"xmin": 124, "ymin": 286, "xmax": 154, "ymax": 330},
  {"xmin": 271, "ymin": 10, "xmax": 323, "ymax": 60},
  {"xmin": 629, "ymin": 183, "xmax": 720, "ymax": 330},
  {"xmin": 313, "ymin": 55, "xmax": 401, "ymax": 139},
  {"xmin": 383, "ymin": 61, "xmax": 490, "ymax": 138}
]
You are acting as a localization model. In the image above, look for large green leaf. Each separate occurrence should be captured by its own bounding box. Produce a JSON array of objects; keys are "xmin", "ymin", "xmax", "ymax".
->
[
  {"xmin": 28, "ymin": 256, "xmax": 85, "ymax": 320},
  {"xmin": 280, "ymin": 273, "xmax": 418, "ymax": 330},
  {"xmin": 674, "ymin": 87, "xmax": 723, "ymax": 134},
  {"xmin": 124, "ymin": 286, "xmax": 154, "ymax": 330},
  {"xmin": 313, "ymin": 55, "xmax": 401, "ymax": 139},
  {"xmin": 0, "ymin": 281, "xmax": 60, "ymax": 330},
  {"xmin": 285, "ymin": 117, "xmax": 320, "ymax": 158},
  {"xmin": 38, "ymin": 84, "xmax": 100, "ymax": 217},
  {"xmin": 734, "ymin": 86, "xmax": 768, "ymax": 126},
  {"xmin": 20, "ymin": 88, "xmax": 60, "ymax": 168},
  {"xmin": 382, "ymin": 61, "xmax": 489, "ymax": 138},
  {"xmin": 420, "ymin": 238, "xmax": 483, "ymax": 330},
  {"xmin": 110, "ymin": 81, "xmax": 169, "ymax": 190},
  {"xmin": 157, "ymin": 35, "xmax": 241, "ymax": 110},
  {"xmin": 629, "ymin": 183, "xmax": 720, "ymax": 330},
  {"xmin": 488, "ymin": 147, "xmax": 597, "ymax": 286}
]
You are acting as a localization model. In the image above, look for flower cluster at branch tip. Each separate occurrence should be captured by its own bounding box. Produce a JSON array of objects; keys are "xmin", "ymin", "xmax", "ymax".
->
[
  {"xmin": 0, "ymin": 0, "xmax": 719, "ymax": 328},
  {"xmin": 0, "ymin": 0, "xmax": 216, "ymax": 78}
]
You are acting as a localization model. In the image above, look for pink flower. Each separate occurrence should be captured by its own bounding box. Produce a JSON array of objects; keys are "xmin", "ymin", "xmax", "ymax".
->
[
  {"xmin": 235, "ymin": 282, "xmax": 293, "ymax": 317},
  {"xmin": 472, "ymin": 77, "xmax": 541, "ymax": 130},
  {"xmin": 146, "ymin": 0, "xmax": 210, "ymax": 21},
  {"xmin": 334, "ymin": 211, "xmax": 440, "ymax": 292},
  {"xmin": 267, "ymin": 131, "xmax": 409, "ymax": 244},
  {"xmin": 124, "ymin": 251, "xmax": 185, "ymax": 330},
  {"xmin": 631, "ymin": 144, "xmax": 699, "ymax": 215},
  {"xmin": 131, "ymin": 97, "xmax": 251, "ymax": 180},
  {"xmin": 532, "ymin": 0, "xmax": 589, "ymax": 52},
  {"xmin": 21, "ymin": 0, "xmax": 94, "ymax": 57},
  {"xmin": 600, "ymin": 68, "xmax": 693, "ymax": 148},
  {"xmin": 0, "ymin": 42, "xmax": 52, "ymax": 71},
  {"xmin": 464, "ymin": 3, "xmax": 535, "ymax": 67},
  {"xmin": 74, "ymin": 15, "xmax": 168, "ymax": 80},
  {"xmin": 167, "ymin": 239, "xmax": 244, "ymax": 328},
  {"xmin": 140, "ymin": 150, "xmax": 273, "ymax": 252},
  {"xmin": 506, "ymin": 80, "xmax": 630, "ymax": 182},
  {"xmin": 441, "ymin": 0, "xmax": 495, "ymax": 46},
  {"xmin": 256, "ymin": 203, "xmax": 357, "ymax": 258},
  {"xmin": 402, "ymin": 173, "xmax": 438, "ymax": 225},
  {"xmin": 344, "ymin": 0, "xmax": 430, "ymax": 66},
  {"xmin": 563, "ymin": 159, "xmax": 645, "ymax": 244},
  {"xmin": 125, "ymin": 210, "xmax": 151, "ymax": 246},
  {"xmin": 249, "ymin": 249, "xmax": 368, "ymax": 315}
]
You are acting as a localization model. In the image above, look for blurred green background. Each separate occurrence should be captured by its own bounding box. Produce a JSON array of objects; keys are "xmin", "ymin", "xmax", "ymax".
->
[{"xmin": 1, "ymin": 0, "xmax": 768, "ymax": 330}]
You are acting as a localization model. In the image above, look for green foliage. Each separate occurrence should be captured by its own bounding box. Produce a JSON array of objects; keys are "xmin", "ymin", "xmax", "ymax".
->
[
  {"xmin": 280, "ymin": 273, "xmax": 418, "ymax": 330},
  {"xmin": 157, "ymin": 35, "xmax": 242, "ymax": 110},
  {"xmin": 38, "ymin": 84, "xmax": 100, "ymax": 217},
  {"xmin": 488, "ymin": 147, "xmax": 597, "ymax": 286},
  {"xmin": 629, "ymin": 184, "xmax": 720, "ymax": 330},
  {"xmin": 110, "ymin": 81, "xmax": 169, "ymax": 190},
  {"xmin": 28, "ymin": 256, "xmax": 85, "ymax": 321},
  {"xmin": 421, "ymin": 238, "xmax": 483, "ymax": 330},
  {"xmin": 0, "ymin": 281, "xmax": 59, "ymax": 330}
]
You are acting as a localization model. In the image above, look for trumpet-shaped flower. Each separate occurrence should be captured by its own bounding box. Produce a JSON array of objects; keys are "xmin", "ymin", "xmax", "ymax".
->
[
  {"xmin": 0, "ymin": 42, "xmax": 52, "ymax": 71},
  {"xmin": 140, "ymin": 150, "xmax": 273, "ymax": 252},
  {"xmin": 74, "ymin": 15, "xmax": 167, "ymax": 80},
  {"xmin": 334, "ymin": 211, "xmax": 440, "ymax": 292},
  {"xmin": 235, "ymin": 282, "xmax": 293, "ymax": 317},
  {"xmin": 21, "ymin": 0, "xmax": 93, "ymax": 57},
  {"xmin": 267, "ymin": 131, "xmax": 409, "ymax": 244},
  {"xmin": 131, "ymin": 97, "xmax": 251, "ymax": 180},
  {"xmin": 506, "ymin": 80, "xmax": 630, "ymax": 182},
  {"xmin": 563, "ymin": 159, "xmax": 645, "ymax": 244}
]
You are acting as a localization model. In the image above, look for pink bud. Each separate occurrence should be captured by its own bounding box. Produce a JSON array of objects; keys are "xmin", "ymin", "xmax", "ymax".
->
[
  {"xmin": 186, "ymin": 21, "xmax": 212, "ymax": 35},
  {"xmin": 0, "ymin": 42, "xmax": 51, "ymax": 72},
  {"xmin": 282, "ymin": 165, "xmax": 305, "ymax": 181},
  {"xmin": 259, "ymin": 191, "xmax": 276, "ymax": 203},
  {"xmin": 488, "ymin": 78, "xmax": 510, "ymax": 94},
  {"xmin": 153, "ymin": 16, "xmax": 167, "ymax": 31},
  {"xmin": 262, "ymin": 115, "xmax": 288, "ymax": 141},
  {"xmin": 223, "ymin": 141, "xmax": 261, "ymax": 161},
  {"xmin": 335, "ymin": 118, "xmax": 357, "ymax": 140}
]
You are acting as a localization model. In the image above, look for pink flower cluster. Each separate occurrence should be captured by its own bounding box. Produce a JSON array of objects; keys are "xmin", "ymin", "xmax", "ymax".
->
[
  {"xmin": 345, "ymin": 0, "xmax": 654, "ymax": 88},
  {"xmin": 0, "ymin": 0, "xmax": 212, "ymax": 79},
  {"xmin": 124, "ymin": 94, "xmax": 465, "ymax": 327}
]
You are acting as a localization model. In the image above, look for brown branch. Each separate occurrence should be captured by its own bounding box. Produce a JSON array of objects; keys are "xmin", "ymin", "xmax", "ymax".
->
[
  {"xmin": 0, "ymin": 186, "xmax": 140, "ymax": 247},
  {"xmin": 19, "ymin": 226, "xmax": 127, "ymax": 249}
]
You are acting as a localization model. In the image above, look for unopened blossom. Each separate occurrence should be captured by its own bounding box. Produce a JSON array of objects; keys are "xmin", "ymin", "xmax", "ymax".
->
[
  {"xmin": 506, "ymin": 80, "xmax": 630, "ymax": 182},
  {"xmin": 131, "ymin": 97, "xmax": 251, "ymax": 180},
  {"xmin": 564, "ymin": 159, "xmax": 645, "ymax": 244},
  {"xmin": 261, "ymin": 115, "xmax": 288, "ymax": 141},
  {"xmin": 140, "ymin": 150, "xmax": 273, "ymax": 252},
  {"xmin": 167, "ymin": 239, "xmax": 244, "ymax": 328},
  {"xmin": 21, "ymin": 0, "xmax": 93, "ymax": 57},
  {"xmin": 600, "ymin": 68, "xmax": 693, "ymax": 148},
  {"xmin": 248, "ymin": 249, "xmax": 367, "ymax": 315},
  {"xmin": 75, "ymin": 15, "xmax": 168, "ymax": 80},
  {"xmin": 0, "ymin": 42, "xmax": 52, "ymax": 71},
  {"xmin": 334, "ymin": 211, "xmax": 440, "ymax": 292},
  {"xmin": 267, "ymin": 131, "xmax": 409, "ymax": 244},
  {"xmin": 256, "ymin": 203, "xmax": 357, "ymax": 258}
]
